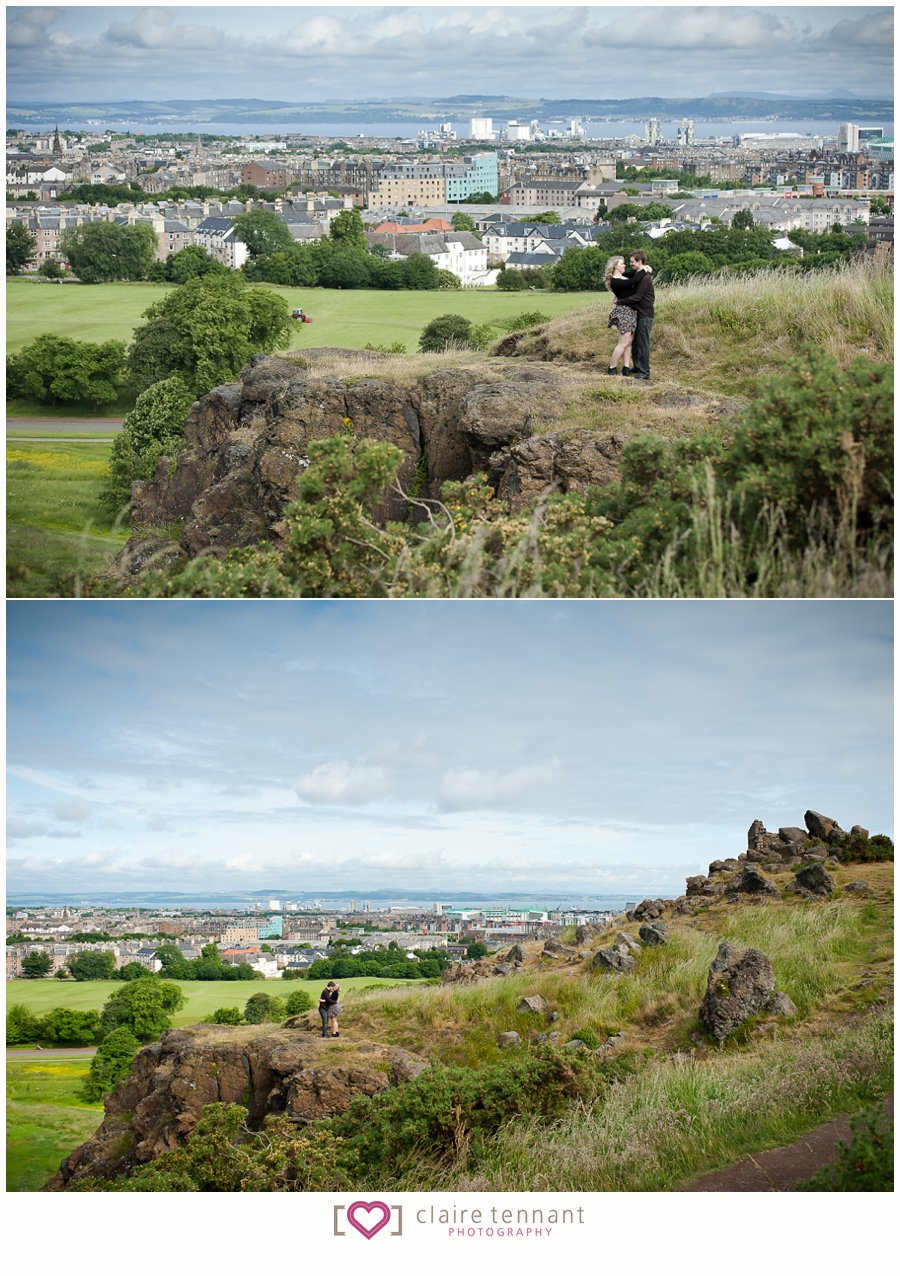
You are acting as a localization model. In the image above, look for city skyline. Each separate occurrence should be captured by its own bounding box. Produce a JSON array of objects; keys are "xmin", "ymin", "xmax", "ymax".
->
[
  {"xmin": 7, "ymin": 600, "xmax": 893, "ymax": 896},
  {"xmin": 7, "ymin": 5, "xmax": 894, "ymax": 103}
]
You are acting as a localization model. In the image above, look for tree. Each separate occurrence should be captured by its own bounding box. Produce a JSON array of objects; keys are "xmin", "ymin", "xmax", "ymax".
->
[
  {"xmin": 466, "ymin": 941, "xmax": 489, "ymax": 959},
  {"xmin": 7, "ymin": 335, "xmax": 126, "ymax": 410},
  {"xmin": 418, "ymin": 313, "xmax": 474, "ymax": 351},
  {"xmin": 6, "ymin": 221, "xmax": 36, "ymax": 274},
  {"xmin": 402, "ymin": 252, "xmax": 441, "ymax": 290},
  {"xmin": 21, "ymin": 951, "xmax": 52, "ymax": 978},
  {"xmin": 61, "ymin": 221, "xmax": 157, "ymax": 283},
  {"xmin": 98, "ymin": 978, "xmax": 185, "ymax": 1042},
  {"xmin": 165, "ymin": 245, "xmax": 228, "ymax": 284},
  {"xmin": 208, "ymin": 1007, "xmax": 243, "ymax": 1025},
  {"xmin": 116, "ymin": 961, "xmax": 153, "ymax": 981},
  {"xmin": 101, "ymin": 373, "xmax": 194, "ymax": 513},
  {"xmin": 6, "ymin": 1004, "xmax": 41, "ymax": 1044},
  {"xmin": 451, "ymin": 212, "xmax": 477, "ymax": 232},
  {"xmin": 39, "ymin": 1008, "xmax": 100, "ymax": 1044},
  {"xmin": 243, "ymin": 992, "xmax": 284, "ymax": 1024},
  {"xmin": 81, "ymin": 1026, "xmax": 141, "ymax": 1101},
  {"xmin": 38, "ymin": 259, "xmax": 66, "ymax": 279},
  {"xmin": 284, "ymin": 989, "xmax": 313, "ymax": 1015},
  {"xmin": 731, "ymin": 208, "xmax": 755, "ymax": 230},
  {"xmin": 662, "ymin": 250, "xmax": 714, "ymax": 280},
  {"xmin": 67, "ymin": 951, "xmax": 117, "ymax": 981},
  {"xmin": 233, "ymin": 209, "xmax": 293, "ymax": 260},
  {"xmin": 126, "ymin": 272, "xmax": 293, "ymax": 398},
  {"xmin": 329, "ymin": 207, "xmax": 367, "ymax": 250}
]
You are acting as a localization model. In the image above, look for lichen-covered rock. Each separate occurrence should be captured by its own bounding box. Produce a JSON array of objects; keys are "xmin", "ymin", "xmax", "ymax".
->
[
  {"xmin": 497, "ymin": 1031, "xmax": 521, "ymax": 1050},
  {"xmin": 845, "ymin": 879, "xmax": 870, "ymax": 894},
  {"xmin": 516, "ymin": 995, "xmax": 549, "ymax": 1015},
  {"xmin": 699, "ymin": 941, "xmax": 777, "ymax": 1044},
  {"xmin": 639, "ymin": 921, "xmax": 669, "ymax": 946},
  {"xmin": 592, "ymin": 946, "xmax": 636, "ymax": 973}
]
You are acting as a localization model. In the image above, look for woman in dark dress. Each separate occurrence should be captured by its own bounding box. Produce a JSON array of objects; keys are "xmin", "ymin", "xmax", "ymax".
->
[{"xmin": 603, "ymin": 255, "xmax": 638, "ymax": 375}]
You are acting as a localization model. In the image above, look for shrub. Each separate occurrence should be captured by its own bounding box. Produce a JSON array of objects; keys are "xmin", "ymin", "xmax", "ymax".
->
[
  {"xmin": 207, "ymin": 1007, "xmax": 244, "ymax": 1025},
  {"xmin": 7, "ymin": 334, "xmax": 126, "ymax": 410},
  {"xmin": 418, "ymin": 313, "xmax": 474, "ymax": 352},
  {"xmin": 797, "ymin": 1105, "xmax": 893, "ymax": 1191},
  {"xmin": 101, "ymin": 374, "xmax": 194, "ymax": 514},
  {"xmin": 835, "ymin": 832, "xmax": 894, "ymax": 864},
  {"xmin": 39, "ymin": 1008, "xmax": 100, "ymax": 1045},
  {"xmin": 81, "ymin": 1026, "xmax": 141, "ymax": 1101},
  {"xmin": 6, "ymin": 1003, "xmax": 41, "ymax": 1045},
  {"xmin": 284, "ymin": 990, "xmax": 313, "ymax": 1015},
  {"xmin": 243, "ymin": 993, "xmax": 286, "ymax": 1024}
]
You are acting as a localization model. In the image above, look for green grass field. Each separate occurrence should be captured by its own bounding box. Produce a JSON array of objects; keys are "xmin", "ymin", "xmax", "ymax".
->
[
  {"xmin": 7, "ymin": 1058, "xmax": 104, "ymax": 1191},
  {"xmin": 6, "ymin": 278, "xmax": 595, "ymax": 356},
  {"xmin": 6, "ymin": 439, "xmax": 129, "ymax": 596},
  {"xmin": 5, "ymin": 975, "xmax": 417, "ymax": 1030}
]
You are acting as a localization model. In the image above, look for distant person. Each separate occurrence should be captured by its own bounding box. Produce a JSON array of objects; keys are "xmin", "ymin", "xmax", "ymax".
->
[
  {"xmin": 603, "ymin": 255, "xmax": 638, "ymax": 374},
  {"xmin": 318, "ymin": 981, "xmax": 337, "ymax": 1037},
  {"xmin": 328, "ymin": 985, "xmax": 341, "ymax": 1037},
  {"xmin": 618, "ymin": 250, "xmax": 656, "ymax": 381}
]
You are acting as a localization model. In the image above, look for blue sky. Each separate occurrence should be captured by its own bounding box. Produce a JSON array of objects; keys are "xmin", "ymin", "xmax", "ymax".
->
[
  {"xmin": 6, "ymin": 600, "xmax": 893, "ymax": 897},
  {"xmin": 6, "ymin": 5, "xmax": 894, "ymax": 103}
]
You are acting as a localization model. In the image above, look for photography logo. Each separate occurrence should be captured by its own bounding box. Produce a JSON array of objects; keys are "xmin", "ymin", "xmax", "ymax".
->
[{"xmin": 334, "ymin": 1201, "xmax": 403, "ymax": 1239}]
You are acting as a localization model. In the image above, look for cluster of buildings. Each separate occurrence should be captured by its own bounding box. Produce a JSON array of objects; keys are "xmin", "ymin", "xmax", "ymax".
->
[
  {"xmin": 6, "ymin": 899, "xmax": 618, "ymax": 980},
  {"xmin": 6, "ymin": 119, "xmax": 892, "ymax": 285}
]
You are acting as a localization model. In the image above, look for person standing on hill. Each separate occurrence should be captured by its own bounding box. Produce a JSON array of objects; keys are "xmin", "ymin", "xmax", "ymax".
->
[
  {"xmin": 620, "ymin": 250, "xmax": 655, "ymax": 381},
  {"xmin": 318, "ymin": 981, "xmax": 337, "ymax": 1037},
  {"xmin": 603, "ymin": 254, "xmax": 638, "ymax": 375}
]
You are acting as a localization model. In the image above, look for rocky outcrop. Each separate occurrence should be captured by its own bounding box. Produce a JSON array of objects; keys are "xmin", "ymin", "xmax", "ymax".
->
[
  {"xmin": 592, "ymin": 945, "xmax": 636, "ymax": 973},
  {"xmin": 626, "ymin": 898, "xmax": 667, "ymax": 922},
  {"xmin": 639, "ymin": 921, "xmax": 669, "ymax": 946},
  {"xmin": 699, "ymin": 941, "xmax": 778, "ymax": 1044},
  {"xmin": 116, "ymin": 354, "xmax": 631, "ymax": 576},
  {"xmin": 48, "ymin": 1023, "xmax": 426, "ymax": 1189},
  {"xmin": 795, "ymin": 863, "xmax": 836, "ymax": 896},
  {"xmin": 804, "ymin": 810, "xmax": 846, "ymax": 844}
]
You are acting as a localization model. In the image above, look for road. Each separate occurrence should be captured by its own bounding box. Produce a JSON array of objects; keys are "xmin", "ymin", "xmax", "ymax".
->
[{"xmin": 7, "ymin": 1047, "xmax": 98, "ymax": 1060}]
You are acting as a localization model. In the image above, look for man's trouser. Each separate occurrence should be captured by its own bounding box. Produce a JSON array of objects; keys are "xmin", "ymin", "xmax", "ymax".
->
[{"xmin": 633, "ymin": 315, "xmax": 654, "ymax": 377}]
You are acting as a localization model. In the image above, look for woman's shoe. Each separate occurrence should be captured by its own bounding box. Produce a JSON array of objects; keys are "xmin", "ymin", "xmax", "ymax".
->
[
  {"xmin": 622, "ymin": 366, "xmax": 633, "ymax": 377},
  {"xmin": 607, "ymin": 366, "xmax": 619, "ymax": 375}
]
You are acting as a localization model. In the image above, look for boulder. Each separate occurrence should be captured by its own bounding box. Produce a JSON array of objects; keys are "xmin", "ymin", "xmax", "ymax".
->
[
  {"xmin": 614, "ymin": 932, "xmax": 642, "ymax": 953},
  {"xmin": 493, "ymin": 962, "xmax": 516, "ymax": 977},
  {"xmin": 850, "ymin": 825, "xmax": 869, "ymax": 840},
  {"xmin": 565, "ymin": 1039, "xmax": 591, "ymax": 1052},
  {"xmin": 795, "ymin": 863, "xmax": 835, "ymax": 896},
  {"xmin": 730, "ymin": 866, "xmax": 780, "ymax": 898},
  {"xmin": 516, "ymin": 995, "xmax": 549, "ymax": 1016},
  {"xmin": 592, "ymin": 946, "xmax": 636, "ymax": 973},
  {"xmin": 686, "ymin": 875, "xmax": 708, "ymax": 897},
  {"xmin": 626, "ymin": 898, "xmax": 666, "ymax": 922},
  {"xmin": 699, "ymin": 941, "xmax": 777, "ymax": 1045},
  {"xmin": 805, "ymin": 810, "xmax": 846, "ymax": 843},
  {"xmin": 542, "ymin": 939, "xmax": 579, "ymax": 958},
  {"xmin": 708, "ymin": 859, "xmax": 741, "ymax": 876},
  {"xmin": 574, "ymin": 923, "xmax": 604, "ymax": 943},
  {"xmin": 639, "ymin": 921, "xmax": 670, "ymax": 946},
  {"xmin": 778, "ymin": 827, "xmax": 807, "ymax": 845},
  {"xmin": 505, "ymin": 945, "xmax": 526, "ymax": 965},
  {"xmin": 804, "ymin": 844, "xmax": 829, "ymax": 860},
  {"xmin": 766, "ymin": 992, "xmax": 798, "ymax": 1018},
  {"xmin": 497, "ymin": 1031, "xmax": 521, "ymax": 1050},
  {"xmin": 845, "ymin": 880, "xmax": 870, "ymax": 894}
]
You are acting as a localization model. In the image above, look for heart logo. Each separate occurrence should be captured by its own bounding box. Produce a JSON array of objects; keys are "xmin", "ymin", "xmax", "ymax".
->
[{"xmin": 347, "ymin": 1200, "xmax": 392, "ymax": 1240}]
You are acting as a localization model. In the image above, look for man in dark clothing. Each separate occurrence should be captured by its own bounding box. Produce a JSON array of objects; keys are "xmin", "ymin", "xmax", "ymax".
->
[
  {"xmin": 622, "ymin": 250, "xmax": 655, "ymax": 380},
  {"xmin": 318, "ymin": 981, "xmax": 337, "ymax": 1037}
]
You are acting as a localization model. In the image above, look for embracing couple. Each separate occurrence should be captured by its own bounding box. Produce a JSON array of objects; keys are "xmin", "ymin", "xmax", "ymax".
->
[{"xmin": 604, "ymin": 250, "xmax": 655, "ymax": 381}]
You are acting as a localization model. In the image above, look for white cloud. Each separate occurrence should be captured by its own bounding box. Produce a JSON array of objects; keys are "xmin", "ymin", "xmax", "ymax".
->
[
  {"xmin": 439, "ymin": 758, "xmax": 562, "ymax": 811},
  {"xmin": 53, "ymin": 797, "xmax": 93, "ymax": 824},
  {"xmin": 296, "ymin": 760, "xmax": 391, "ymax": 804}
]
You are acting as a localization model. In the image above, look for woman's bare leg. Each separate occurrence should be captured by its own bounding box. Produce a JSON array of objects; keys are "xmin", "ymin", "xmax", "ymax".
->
[
  {"xmin": 609, "ymin": 330, "xmax": 631, "ymax": 367},
  {"xmin": 623, "ymin": 332, "xmax": 634, "ymax": 369}
]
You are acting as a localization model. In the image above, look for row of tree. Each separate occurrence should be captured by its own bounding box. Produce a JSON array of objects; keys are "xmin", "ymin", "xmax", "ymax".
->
[{"xmin": 302, "ymin": 946, "xmax": 452, "ymax": 981}]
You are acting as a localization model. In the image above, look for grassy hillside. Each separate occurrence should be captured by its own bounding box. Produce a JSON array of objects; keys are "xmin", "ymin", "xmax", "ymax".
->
[{"xmin": 5, "ymin": 974, "xmax": 413, "ymax": 1031}]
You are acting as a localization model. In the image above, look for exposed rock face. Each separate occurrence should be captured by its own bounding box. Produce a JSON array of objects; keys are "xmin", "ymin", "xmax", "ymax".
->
[
  {"xmin": 48, "ymin": 1023, "xmax": 426, "ymax": 1189},
  {"xmin": 592, "ymin": 946, "xmax": 636, "ymax": 973},
  {"xmin": 804, "ymin": 810, "xmax": 846, "ymax": 844},
  {"xmin": 117, "ymin": 354, "xmax": 628, "ymax": 575},
  {"xmin": 795, "ymin": 863, "xmax": 836, "ymax": 896},
  {"xmin": 639, "ymin": 921, "xmax": 669, "ymax": 946},
  {"xmin": 699, "ymin": 941, "xmax": 777, "ymax": 1044}
]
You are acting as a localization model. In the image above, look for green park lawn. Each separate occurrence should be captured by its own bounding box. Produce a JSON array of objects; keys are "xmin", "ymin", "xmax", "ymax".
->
[
  {"xmin": 6, "ymin": 277, "xmax": 593, "ymax": 356},
  {"xmin": 6, "ymin": 975, "xmax": 415, "ymax": 1028},
  {"xmin": 6, "ymin": 439, "xmax": 129, "ymax": 596},
  {"xmin": 6, "ymin": 1058, "xmax": 104, "ymax": 1191}
]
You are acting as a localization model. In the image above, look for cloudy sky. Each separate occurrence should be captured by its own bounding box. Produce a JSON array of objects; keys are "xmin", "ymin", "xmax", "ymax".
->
[
  {"xmin": 6, "ymin": 600, "xmax": 892, "ymax": 899},
  {"xmin": 6, "ymin": 4, "xmax": 894, "ymax": 103}
]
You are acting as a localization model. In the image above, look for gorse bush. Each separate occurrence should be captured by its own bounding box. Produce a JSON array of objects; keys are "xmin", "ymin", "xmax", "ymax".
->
[
  {"xmin": 797, "ymin": 1104, "xmax": 893, "ymax": 1191},
  {"xmin": 835, "ymin": 832, "xmax": 894, "ymax": 864}
]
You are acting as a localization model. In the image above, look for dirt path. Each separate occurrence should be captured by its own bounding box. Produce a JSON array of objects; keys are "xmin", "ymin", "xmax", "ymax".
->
[{"xmin": 679, "ymin": 1094, "xmax": 893, "ymax": 1191}]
